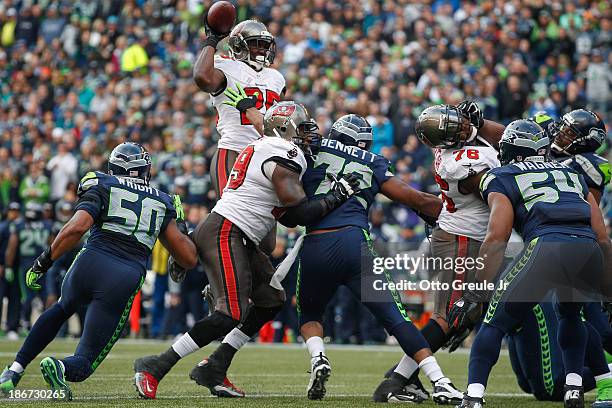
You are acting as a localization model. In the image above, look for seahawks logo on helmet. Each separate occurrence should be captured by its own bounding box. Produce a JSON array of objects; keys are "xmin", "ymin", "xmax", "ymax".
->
[
  {"xmin": 328, "ymin": 114, "xmax": 373, "ymax": 151},
  {"xmin": 499, "ymin": 120, "xmax": 550, "ymax": 165},
  {"xmin": 108, "ymin": 142, "xmax": 152, "ymax": 184},
  {"xmin": 551, "ymin": 109, "xmax": 606, "ymax": 155}
]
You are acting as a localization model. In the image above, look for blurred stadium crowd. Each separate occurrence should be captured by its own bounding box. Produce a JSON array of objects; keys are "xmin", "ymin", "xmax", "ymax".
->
[{"xmin": 0, "ymin": 0, "xmax": 610, "ymax": 342}]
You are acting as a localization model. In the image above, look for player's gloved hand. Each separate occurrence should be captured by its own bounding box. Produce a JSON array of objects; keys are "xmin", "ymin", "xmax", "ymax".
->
[
  {"xmin": 202, "ymin": 284, "xmax": 215, "ymax": 316},
  {"xmin": 172, "ymin": 195, "xmax": 189, "ymax": 236},
  {"xmin": 457, "ymin": 100, "xmax": 484, "ymax": 129},
  {"xmin": 324, "ymin": 173, "xmax": 361, "ymax": 208},
  {"xmin": 443, "ymin": 326, "xmax": 472, "ymax": 353},
  {"xmin": 223, "ymin": 84, "xmax": 259, "ymax": 112},
  {"xmin": 26, "ymin": 247, "xmax": 53, "ymax": 291},
  {"xmin": 168, "ymin": 255, "xmax": 187, "ymax": 283},
  {"xmin": 4, "ymin": 267, "xmax": 14, "ymax": 283},
  {"xmin": 203, "ymin": 11, "xmax": 230, "ymax": 48},
  {"xmin": 447, "ymin": 288, "xmax": 485, "ymax": 331},
  {"xmin": 173, "ymin": 194, "xmax": 185, "ymax": 221}
]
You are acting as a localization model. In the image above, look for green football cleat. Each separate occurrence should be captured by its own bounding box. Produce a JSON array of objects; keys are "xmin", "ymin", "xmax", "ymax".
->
[
  {"xmin": 40, "ymin": 357, "xmax": 72, "ymax": 401},
  {"xmin": 0, "ymin": 366, "xmax": 23, "ymax": 394},
  {"xmin": 593, "ymin": 377, "xmax": 612, "ymax": 408}
]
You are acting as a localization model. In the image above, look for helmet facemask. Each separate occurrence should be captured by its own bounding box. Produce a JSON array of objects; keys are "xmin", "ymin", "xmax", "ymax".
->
[
  {"xmin": 293, "ymin": 120, "xmax": 322, "ymax": 157},
  {"xmin": 447, "ymin": 111, "xmax": 476, "ymax": 148},
  {"xmin": 415, "ymin": 105, "xmax": 476, "ymax": 149},
  {"xmin": 551, "ymin": 116, "xmax": 606, "ymax": 155},
  {"xmin": 229, "ymin": 33, "xmax": 276, "ymax": 71}
]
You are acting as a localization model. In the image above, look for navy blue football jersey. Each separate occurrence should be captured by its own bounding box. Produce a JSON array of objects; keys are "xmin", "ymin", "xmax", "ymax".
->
[
  {"xmin": 480, "ymin": 160, "xmax": 594, "ymax": 242},
  {"xmin": 75, "ymin": 172, "xmax": 176, "ymax": 268},
  {"xmin": 301, "ymin": 139, "xmax": 393, "ymax": 231},
  {"xmin": 560, "ymin": 152, "xmax": 611, "ymax": 196},
  {"xmin": 10, "ymin": 220, "xmax": 53, "ymax": 268}
]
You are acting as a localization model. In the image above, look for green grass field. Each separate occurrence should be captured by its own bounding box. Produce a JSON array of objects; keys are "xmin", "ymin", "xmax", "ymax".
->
[{"xmin": 0, "ymin": 339, "xmax": 588, "ymax": 407}]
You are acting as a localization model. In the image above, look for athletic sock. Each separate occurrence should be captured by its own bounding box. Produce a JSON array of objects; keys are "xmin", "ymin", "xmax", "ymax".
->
[
  {"xmin": 306, "ymin": 336, "xmax": 326, "ymax": 365},
  {"xmin": 566, "ymin": 373, "xmax": 583, "ymax": 387},
  {"xmin": 467, "ymin": 383, "xmax": 485, "ymax": 398},
  {"xmin": 9, "ymin": 362, "xmax": 24, "ymax": 374},
  {"xmin": 394, "ymin": 355, "xmax": 419, "ymax": 382},
  {"xmin": 171, "ymin": 333, "xmax": 198, "ymax": 359},
  {"xmin": 421, "ymin": 319, "xmax": 447, "ymax": 353},
  {"xmin": 223, "ymin": 328, "xmax": 250, "ymax": 350},
  {"xmin": 418, "ymin": 356, "xmax": 445, "ymax": 383}
]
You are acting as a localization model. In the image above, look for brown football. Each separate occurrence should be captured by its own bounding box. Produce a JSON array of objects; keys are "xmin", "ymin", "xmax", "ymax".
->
[{"xmin": 206, "ymin": 1, "xmax": 237, "ymax": 34}]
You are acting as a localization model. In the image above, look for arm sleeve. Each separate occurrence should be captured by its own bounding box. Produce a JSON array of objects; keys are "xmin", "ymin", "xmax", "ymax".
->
[
  {"xmin": 74, "ymin": 188, "xmax": 104, "ymax": 220},
  {"xmin": 565, "ymin": 155, "xmax": 610, "ymax": 194},
  {"xmin": 277, "ymin": 197, "xmax": 331, "ymax": 228},
  {"xmin": 373, "ymin": 157, "xmax": 394, "ymax": 187},
  {"xmin": 479, "ymin": 170, "xmax": 508, "ymax": 202},
  {"xmin": 160, "ymin": 196, "xmax": 178, "ymax": 233}
]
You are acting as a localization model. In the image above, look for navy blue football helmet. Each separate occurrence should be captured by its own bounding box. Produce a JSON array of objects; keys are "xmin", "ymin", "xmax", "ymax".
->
[
  {"xmin": 328, "ymin": 114, "xmax": 373, "ymax": 150},
  {"xmin": 108, "ymin": 142, "xmax": 151, "ymax": 184},
  {"xmin": 499, "ymin": 119, "xmax": 550, "ymax": 165},
  {"xmin": 550, "ymin": 109, "xmax": 606, "ymax": 155}
]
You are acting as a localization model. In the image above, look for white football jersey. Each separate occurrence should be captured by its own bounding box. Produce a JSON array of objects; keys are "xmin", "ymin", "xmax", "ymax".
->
[
  {"xmin": 213, "ymin": 136, "xmax": 307, "ymax": 244},
  {"xmin": 211, "ymin": 55, "xmax": 286, "ymax": 153},
  {"xmin": 433, "ymin": 142, "xmax": 500, "ymax": 241}
]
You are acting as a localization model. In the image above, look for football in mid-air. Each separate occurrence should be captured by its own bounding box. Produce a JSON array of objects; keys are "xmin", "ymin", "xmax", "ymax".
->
[{"xmin": 206, "ymin": 1, "xmax": 237, "ymax": 34}]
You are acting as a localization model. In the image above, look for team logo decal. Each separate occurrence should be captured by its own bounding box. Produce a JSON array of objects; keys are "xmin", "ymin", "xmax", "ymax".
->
[
  {"xmin": 273, "ymin": 104, "xmax": 296, "ymax": 117},
  {"xmin": 287, "ymin": 147, "xmax": 298, "ymax": 159}
]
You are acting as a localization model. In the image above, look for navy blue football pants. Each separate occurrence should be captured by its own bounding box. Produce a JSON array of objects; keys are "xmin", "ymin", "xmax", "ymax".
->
[
  {"xmin": 296, "ymin": 227, "xmax": 428, "ymax": 357},
  {"xmin": 506, "ymin": 303, "xmax": 602, "ymax": 401},
  {"xmin": 468, "ymin": 233, "xmax": 604, "ymax": 389},
  {"xmin": 15, "ymin": 248, "xmax": 144, "ymax": 382}
]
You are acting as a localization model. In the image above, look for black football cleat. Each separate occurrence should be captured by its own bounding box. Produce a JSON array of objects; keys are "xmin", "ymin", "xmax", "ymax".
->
[
  {"xmin": 564, "ymin": 385, "xmax": 584, "ymax": 408},
  {"xmin": 373, "ymin": 376, "xmax": 429, "ymax": 403},
  {"xmin": 189, "ymin": 358, "xmax": 245, "ymax": 398},
  {"xmin": 307, "ymin": 353, "xmax": 331, "ymax": 400},
  {"xmin": 456, "ymin": 394, "xmax": 484, "ymax": 408}
]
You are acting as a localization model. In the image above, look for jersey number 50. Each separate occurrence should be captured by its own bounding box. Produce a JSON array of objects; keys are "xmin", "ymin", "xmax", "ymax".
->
[
  {"xmin": 240, "ymin": 88, "xmax": 281, "ymax": 125},
  {"xmin": 102, "ymin": 187, "xmax": 167, "ymax": 249}
]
